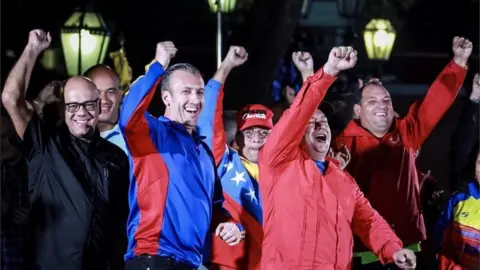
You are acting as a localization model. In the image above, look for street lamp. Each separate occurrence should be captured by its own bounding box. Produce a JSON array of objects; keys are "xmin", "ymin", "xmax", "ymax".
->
[
  {"xmin": 208, "ymin": 0, "xmax": 237, "ymax": 68},
  {"xmin": 363, "ymin": 18, "xmax": 396, "ymax": 61},
  {"xmin": 61, "ymin": 8, "xmax": 111, "ymax": 76},
  {"xmin": 208, "ymin": 0, "xmax": 236, "ymax": 13}
]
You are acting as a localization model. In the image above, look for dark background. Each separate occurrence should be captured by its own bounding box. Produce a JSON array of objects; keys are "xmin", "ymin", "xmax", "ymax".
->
[{"xmin": 1, "ymin": 0, "xmax": 479, "ymax": 192}]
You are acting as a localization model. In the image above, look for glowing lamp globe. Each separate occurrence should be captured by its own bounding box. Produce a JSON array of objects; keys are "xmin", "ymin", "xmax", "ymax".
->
[
  {"xmin": 208, "ymin": 0, "xmax": 237, "ymax": 13},
  {"xmin": 363, "ymin": 19, "xmax": 396, "ymax": 61},
  {"xmin": 61, "ymin": 9, "xmax": 111, "ymax": 76}
]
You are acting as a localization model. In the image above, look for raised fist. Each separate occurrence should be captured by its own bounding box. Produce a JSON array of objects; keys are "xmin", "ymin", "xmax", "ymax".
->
[
  {"xmin": 223, "ymin": 46, "xmax": 248, "ymax": 69},
  {"xmin": 452, "ymin": 36, "xmax": 472, "ymax": 67},
  {"xmin": 324, "ymin": 46, "xmax": 357, "ymax": 77},
  {"xmin": 292, "ymin": 51, "xmax": 314, "ymax": 76},
  {"xmin": 155, "ymin": 41, "xmax": 177, "ymax": 69},
  {"xmin": 328, "ymin": 145, "xmax": 351, "ymax": 170},
  {"xmin": 35, "ymin": 81, "xmax": 62, "ymax": 105},
  {"xmin": 471, "ymin": 73, "xmax": 480, "ymax": 101},
  {"xmin": 27, "ymin": 29, "xmax": 51, "ymax": 54}
]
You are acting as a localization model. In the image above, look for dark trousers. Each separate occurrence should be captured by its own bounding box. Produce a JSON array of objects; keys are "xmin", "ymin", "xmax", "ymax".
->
[{"xmin": 125, "ymin": 255, "xmax": 196, "ymax": 270}]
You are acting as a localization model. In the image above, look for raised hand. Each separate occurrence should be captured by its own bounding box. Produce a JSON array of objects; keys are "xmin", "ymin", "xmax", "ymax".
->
[
  {"xmin": 334, "ymin": 145, "xmax": 351, "ymax": 170},
  {"xmin": 35, "ymin": 81, "xmax": 62, "ymax": 105},
  {"xmin": 292, "ymin": 51, "xmax": 314, "ymax": 78},
  {"xmin": 222, "ymin": 46, "xmax": 248, "ymax": 69},
  {"xmin": 324, "ymin": 46, "xmax": 357, "ymax": 77},
  {"xmin": 213, "ymin": 46, "xmax": 248, "ymax": 83},
  {"xmin": 27, "ymin": 29, "xmax": 51, "ymax": 55},
  {"xmin": 452, "ymin": 36, "xmax": 473, "ymax": 67},
  {"xmin": 471, "ymin": 73, "xmax": 480, "ymax": 101},
  {"xmin": 155, "ymin": 41, "xmax": 177, "ymax": 69}
]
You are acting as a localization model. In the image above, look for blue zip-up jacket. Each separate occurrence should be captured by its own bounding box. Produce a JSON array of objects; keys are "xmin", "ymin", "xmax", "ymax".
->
[
  {"xmin": 197, "ymin": 82, "xmax": 263, "ymax": 269},
  {"xmin": 434, "ymin": 181, "xmax": 480, "ymax": 269},
  {"xmin": 119, "ymin": 61, "xmax": 237, "ymax": 268}
]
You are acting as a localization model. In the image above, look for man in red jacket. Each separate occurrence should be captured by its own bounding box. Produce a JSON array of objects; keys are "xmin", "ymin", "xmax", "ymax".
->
[
  {"xmin": 333, "ymin": 37, "xmax": 472, "ymax": 269},
  {"xmin": 258, "ymin": 46, "xmax": 416, "ymax": 270}
]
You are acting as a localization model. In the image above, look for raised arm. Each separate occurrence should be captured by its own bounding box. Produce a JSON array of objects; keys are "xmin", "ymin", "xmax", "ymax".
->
[
  {"xmin": 119, "ymin": 42, "xmax": 176, "ymax": 135},
  {"xmin": 260, "ymin": 47, "xmax": 357, "ymax": 168},
  {"xmin": 400, "ymin": 37, "xmax": 471, "ymax": 149},
  {"xmin": 450, "ymin": 74, "xmax": 479, "ymax": 190},
  {"xmin": 197, "ymin": 46, "xmax": 248, "ymax": 165},
  {"xmin": 1, "ymin": 30, "xmax": 51, "ymax": 139}
]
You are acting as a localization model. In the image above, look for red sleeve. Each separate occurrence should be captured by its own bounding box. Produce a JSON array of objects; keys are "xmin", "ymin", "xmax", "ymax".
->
[
  {"xmin": 350, "ymin": 175, "xmax": 403, "ymax": 265},
  {"xmin": 399, "ymin": 60, "xmax": 467, "ymax": 150},
  {"xmin": 437, "ymin": 226, "xmax": 464, "ymax": 270},
  {"xmin": 259, "ymin": 68, "xmax": 336, "ymax": 170}
]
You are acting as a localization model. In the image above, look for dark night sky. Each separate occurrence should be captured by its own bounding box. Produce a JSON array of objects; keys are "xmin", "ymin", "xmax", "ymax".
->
[{"xmin": 1, "ymin": 0, "xmax": 479, "ymax": 87}]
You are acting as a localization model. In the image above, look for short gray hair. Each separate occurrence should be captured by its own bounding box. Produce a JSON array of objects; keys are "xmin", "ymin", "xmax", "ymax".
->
[{"xmin": 160, "ymin": 63, "xmax": 203, "ymax": 92}]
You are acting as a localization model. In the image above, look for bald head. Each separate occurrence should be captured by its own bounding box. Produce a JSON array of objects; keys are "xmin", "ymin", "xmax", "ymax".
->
[
  {"xmin": 63, "ymin": 76, "xmax": 100, "ymax": 141},
  {"xmin": 84, "ymin": 64, "xmax": 120, "ymax": 87},
  {"xmin": 83, "ymin": 64, "xmax": 123, "ymax": 130},
  {"xmin": 63, "ymin": 76, "xmax": 99, "ymax": 103}
]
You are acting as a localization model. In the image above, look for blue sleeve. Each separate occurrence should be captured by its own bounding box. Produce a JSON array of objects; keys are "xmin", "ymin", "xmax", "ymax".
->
[
  {"xmin": 197, "ymin": 79, "xmax": 222, "ymax": 147},
  {"xmin": 119, "ymin": 61, "xmax": 165, "ymax": 135}
]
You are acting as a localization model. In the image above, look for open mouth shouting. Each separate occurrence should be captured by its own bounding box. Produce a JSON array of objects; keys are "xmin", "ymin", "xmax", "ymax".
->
[{"xmin": 314, "ymin": 133, "xmax": 328, "ymax": 143}]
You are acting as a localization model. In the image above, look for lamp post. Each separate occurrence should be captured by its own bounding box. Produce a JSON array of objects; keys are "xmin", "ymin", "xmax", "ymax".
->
[
  {"xmin": 363, "ymin": 18, "xmax": 396, "ymax": 61},
  {"xmin": 208, "ymin": 0, "xmax": 237, "ymax": 68},
  {"xmin": 61, "ymin": 7, "xmax": 111, "ymax": 76}
]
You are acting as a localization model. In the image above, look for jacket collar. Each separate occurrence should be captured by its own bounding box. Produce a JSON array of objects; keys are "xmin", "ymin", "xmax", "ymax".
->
[
  {"xmin": 339, "ymin": 119, "xmax": 398, "ymax": 139},
  {"xmin": 158, "ymin": 116, "xmax": 206, "ymax": 144}
]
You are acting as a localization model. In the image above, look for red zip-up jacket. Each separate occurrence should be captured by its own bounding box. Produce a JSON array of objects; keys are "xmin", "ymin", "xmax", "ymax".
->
[
  {"xmin": 334, "ymin": 60, "xmax": 467, "ymax": 250},
  {"xmin": 258, "ymin": 67, "xmax": 403, "ymax": 270}
]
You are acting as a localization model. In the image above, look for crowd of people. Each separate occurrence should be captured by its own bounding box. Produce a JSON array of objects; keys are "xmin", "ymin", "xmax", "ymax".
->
[{"xmin": 1, "ymin": 29, "xmax": 478, "ymax": 270}]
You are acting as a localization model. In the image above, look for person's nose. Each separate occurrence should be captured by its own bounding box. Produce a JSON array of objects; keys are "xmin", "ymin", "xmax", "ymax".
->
[{"xmin": 76, "ymin": 105, "xmax": 88, "ymax": 116}]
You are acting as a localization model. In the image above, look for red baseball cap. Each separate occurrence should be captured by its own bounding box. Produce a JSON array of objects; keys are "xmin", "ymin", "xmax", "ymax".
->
[{"xmin": 236, "ymin": 104, "xmax": 274, "ymax": 131}]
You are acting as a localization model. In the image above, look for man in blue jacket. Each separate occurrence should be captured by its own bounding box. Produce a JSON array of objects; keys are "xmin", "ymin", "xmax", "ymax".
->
[{"xmin": 120, "ymin": 41, "xmax": 244, "ymax": 270}]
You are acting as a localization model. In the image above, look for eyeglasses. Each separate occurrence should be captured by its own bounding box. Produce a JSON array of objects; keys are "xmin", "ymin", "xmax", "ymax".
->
[
  {"xmin": 65, "ymin": 98, "xmax": 99, "ymax": 113},
  {"xmin": 243, "ymin": 129, "xmax": 270, "ymax": 139}
]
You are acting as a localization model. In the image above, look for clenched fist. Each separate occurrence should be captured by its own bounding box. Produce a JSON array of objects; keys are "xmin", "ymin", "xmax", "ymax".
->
[
  {"xmin": 215, "ymin": 222, "xmax": 245, "ymax": 246},
  {"xmin": 393, "ymin": 249, "xmax": 416, "ymax": 270},
  {"xmin": 27, "ymin": 29, "xmax": 51, "ymax": 55},
  {"xmin": 328, "ymin": 145, "xmax": 351, "ymax": 170},
  {"xmin": 470, "ymin": 73, "xmax": 480, "ymax": 101},
  {"xmin": 222, "ymin": 46, "xmax": 248, "ymax": 69},
  {"xmin": 155, "ymin": 41, "xmax": 177, "ymax": 69},
  {"xmin": 292, "ymin": 51, "xmax": 314, "ymax": 79},
  {"xmin": 324, "ymin": 46, "xmax": 357, "ymax": 77},
  {"xmin": 452, "ymin": 36, "xmax": 472, "ymax": 67}
]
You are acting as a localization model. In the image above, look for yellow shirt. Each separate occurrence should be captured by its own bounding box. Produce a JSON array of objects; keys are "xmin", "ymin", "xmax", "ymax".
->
[{"xmin": 240, "ymin": 156, "xmax": 259, "ymax": 181}]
